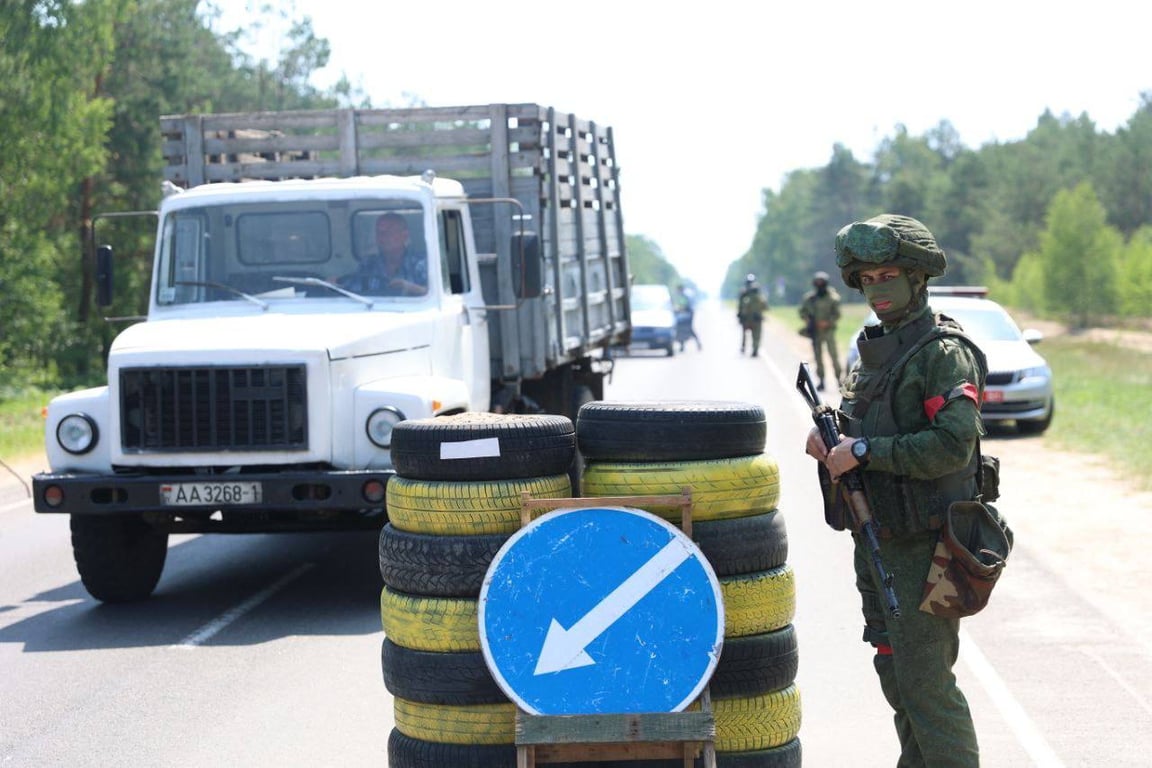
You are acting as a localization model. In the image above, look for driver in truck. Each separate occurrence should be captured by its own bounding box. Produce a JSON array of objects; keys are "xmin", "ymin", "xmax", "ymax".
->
[{"xmin": 340, "ymin": 212, "xmax": 427, "ymax": 296}]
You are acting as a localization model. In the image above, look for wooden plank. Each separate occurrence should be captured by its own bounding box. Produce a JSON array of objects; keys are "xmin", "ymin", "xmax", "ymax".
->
[
  {"xmin": 531, "ymin": 742, "xmax": 699, "ymax": 762},
  {"xmin": 516, "ymin": 711, "xmax": 714, "ymax": 745}
]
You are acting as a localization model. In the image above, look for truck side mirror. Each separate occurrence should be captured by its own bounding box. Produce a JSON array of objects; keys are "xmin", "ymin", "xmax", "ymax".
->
[
  {"xmin": 512, "ymin": 231, "xmax": 541, "ymax": 299},
  {"xmin": 96, "ymin": 245, "xmax": 114, "ymax": 307}
]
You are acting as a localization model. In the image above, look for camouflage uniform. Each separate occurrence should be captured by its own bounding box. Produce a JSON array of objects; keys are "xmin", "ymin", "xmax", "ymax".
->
[
  {"xmin": 737, "ymin": 275, "xmax": 769, "ymax": 356},
  {"xmin": 799, "ymin": 271, "xmax": 843, "ymax": 388},
  {"xmin": 827, "ymin": 215, "xmax": 985, "ymax": 767}
]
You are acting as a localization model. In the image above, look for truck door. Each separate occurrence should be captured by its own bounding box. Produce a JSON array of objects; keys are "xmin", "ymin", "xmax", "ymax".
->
[{"xmin": 439, "ymin": 209, "xmax": 490, "ymax": 411}]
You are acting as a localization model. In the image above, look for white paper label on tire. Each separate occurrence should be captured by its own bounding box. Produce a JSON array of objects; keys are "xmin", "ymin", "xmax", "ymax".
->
[{"xmin": 440, "ymin": 437, "xmax": 501, "ymax": 459}]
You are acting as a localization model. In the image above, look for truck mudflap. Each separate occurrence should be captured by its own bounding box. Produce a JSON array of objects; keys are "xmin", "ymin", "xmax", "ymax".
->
[{"xmin": 32, "ymin": 468, "xmax": 394, "ymax": 528}]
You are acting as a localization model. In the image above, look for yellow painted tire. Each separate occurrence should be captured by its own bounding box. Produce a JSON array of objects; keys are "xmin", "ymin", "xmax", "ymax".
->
[
  {"xmin": 581, "ymin": 454, "xmax": 780, "ymax": 522},
  {"xmin": 722, "ymin": 565, "xmax": 796, "ymax": 637},
  {"xmin": 714, "ymin": 684, "xmax": 803, "ymax": 752},
  {"xmin": 380, "ymin": 587, "xmax": 480, "ymax": 652},
  {"xmin": 386, "ymin": 474, "xmax": 571, "ymax": 535},
  {"xmin": 393, "ymin": 697, "xmax": 516, "ymax": 745}
]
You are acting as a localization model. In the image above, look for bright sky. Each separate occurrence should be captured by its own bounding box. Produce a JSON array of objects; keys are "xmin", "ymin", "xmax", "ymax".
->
[{"xmin": 211, "ymin": 0, "xmax": 1150, "ymax": 293}]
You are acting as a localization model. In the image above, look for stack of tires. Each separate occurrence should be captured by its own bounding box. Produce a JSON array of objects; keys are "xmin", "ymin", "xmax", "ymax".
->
[
  {"xmin": 577, "ymin": 400, "xmax": 802, "ymax": 768},
  {"xmin": 378, "ymin": 412, "xmax": 577, "ymax": 768}
]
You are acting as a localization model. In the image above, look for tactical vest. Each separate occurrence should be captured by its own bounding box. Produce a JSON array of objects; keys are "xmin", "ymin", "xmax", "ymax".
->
[{"xmin": 839, "ymin": 311, "xmax": 988, "ymax": 538}]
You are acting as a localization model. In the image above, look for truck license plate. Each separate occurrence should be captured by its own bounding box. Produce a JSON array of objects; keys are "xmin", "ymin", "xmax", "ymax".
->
[{"xmin": 159, "ymin": 481, "xmax": 263, "ymax": 506}]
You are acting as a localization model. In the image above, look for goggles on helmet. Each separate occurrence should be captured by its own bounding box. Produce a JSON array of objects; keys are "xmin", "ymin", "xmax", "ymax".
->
[{"xmin": 834, "ymin": 221, "xmax": 935, "ymax": 268}]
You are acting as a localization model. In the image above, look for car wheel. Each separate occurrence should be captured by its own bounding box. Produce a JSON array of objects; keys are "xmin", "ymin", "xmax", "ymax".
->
[{"xmin": 1016, "ymin": 398, "xmax": 1054, "ymax": 435}]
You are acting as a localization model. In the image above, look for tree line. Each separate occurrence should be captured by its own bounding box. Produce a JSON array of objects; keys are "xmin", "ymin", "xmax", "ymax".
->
[
  {"xmin": 723, "ymin": 100, "xmax": 1152, "ymax": 329},
  {"xmin": 0, "ymin": 0, "xmax": 356, "ymax": 390},
  {"xmin": 3, "ymin": 2, "xmax": 1149, "ymax": 394}
]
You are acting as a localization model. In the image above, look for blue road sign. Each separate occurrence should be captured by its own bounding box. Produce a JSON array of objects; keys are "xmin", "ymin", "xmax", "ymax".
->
[{"xmin": 478, "ymin": 506, "xmax": 724, "ymax": 716}]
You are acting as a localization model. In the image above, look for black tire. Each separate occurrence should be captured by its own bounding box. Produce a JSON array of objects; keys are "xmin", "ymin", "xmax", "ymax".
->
[
  {"xmin": 388, "ymin": 730, "xmax": 515, "ymax": 768},
  {"xmin": 381, "ymin": 638, "xmax": 506, "ymax": 705},
  {"xmin": 694, "ymin": 510, "xmax": 788, "ymax": 577},
  {"xmin": 576, "ymin": 400, "xmax": 766, "ymax": 461},
  {"xmin": 378, "ymin": 524, "xmax": 508, "ymax": 596},
  {"xmin": 712, "ymin": 625, "xmax": 799, "ymax": 699},
  {"xmin": 391, "ymin": 412, "xmax": 575, "ymax": 481},
  {"xmin": 717, "ymin": 739, "xmax": 802, "ymax": 768},
  {"xmin": 1016, "ymin": 397, "xmax": 1054, "ymax": 435},
  {"xmin": 70, "ymin": 514, "xmax": 168, "ymax": 603}
]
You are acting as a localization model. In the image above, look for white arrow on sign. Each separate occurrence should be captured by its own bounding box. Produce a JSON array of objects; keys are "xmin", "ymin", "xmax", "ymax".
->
[{"xmin": 533, "ymin": 538, "xmax": 694, "ymax": 675}]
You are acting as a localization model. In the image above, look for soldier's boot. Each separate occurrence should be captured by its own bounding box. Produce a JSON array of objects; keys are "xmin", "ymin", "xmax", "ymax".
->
[{"xmin": 818, "ymin": 378, "xmax": 825, "ymax": 391}]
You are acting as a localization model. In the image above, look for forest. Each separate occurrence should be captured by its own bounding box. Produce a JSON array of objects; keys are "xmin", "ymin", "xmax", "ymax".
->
[
  {"xmin": 2, "ymin": 0, "xmax": 1151, "ymax": 395},
  {"xmin": 722, "ymin": 101, "xmax": 1152, "ymax": 324}
]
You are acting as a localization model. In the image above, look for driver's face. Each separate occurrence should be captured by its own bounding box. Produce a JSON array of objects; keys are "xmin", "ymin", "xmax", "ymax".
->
[{"xmin": 376, "ymin": 217, "xmax": 409, "ymax": 256}]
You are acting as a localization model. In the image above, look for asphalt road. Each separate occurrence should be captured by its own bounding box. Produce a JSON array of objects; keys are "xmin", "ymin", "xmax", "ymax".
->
[{"xmin": 1, "ymin": 300, "xmax": 1149, "ymax": 766}]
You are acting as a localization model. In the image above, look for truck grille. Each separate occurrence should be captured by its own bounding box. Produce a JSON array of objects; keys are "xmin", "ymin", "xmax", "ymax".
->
[{"xmin": 120, "ymin": 366, "xmax": 308, "ymax": 452}]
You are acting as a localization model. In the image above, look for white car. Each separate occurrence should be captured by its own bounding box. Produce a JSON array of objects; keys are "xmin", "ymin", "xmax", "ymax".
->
[{"xmin": 844, "ymin": 290, "xmax": 1055, "ymax": 434}]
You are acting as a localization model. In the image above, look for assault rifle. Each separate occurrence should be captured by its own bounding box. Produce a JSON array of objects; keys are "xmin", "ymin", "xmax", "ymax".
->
[{"xmin": 797, "ymin": 362, "xmax": 901, "ymax": 617}]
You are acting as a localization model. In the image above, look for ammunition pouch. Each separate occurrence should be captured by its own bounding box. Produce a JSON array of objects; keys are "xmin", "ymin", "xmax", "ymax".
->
[
  {"xmin": 977, "ymin": 452, "xmax": 1001, "ymax": 503},
  {"xmin": 919, "ymin": 501, "xmax": 1013, "ymax": 618}
]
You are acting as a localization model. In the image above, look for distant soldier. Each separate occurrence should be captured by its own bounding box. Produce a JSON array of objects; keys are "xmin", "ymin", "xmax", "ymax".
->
[
  {"xmin": 799, "ymin": 270, "xmax": 843, "ymax": 390},
  {"xmin": 737, "ymin": 273, "xmax": 768, "ymax": 356}
]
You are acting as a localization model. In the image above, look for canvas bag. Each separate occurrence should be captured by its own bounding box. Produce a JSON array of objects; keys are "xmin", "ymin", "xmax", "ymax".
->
[{"xmin": 919, "ymin": 500, "xmax": 1013, "ymax": 618}]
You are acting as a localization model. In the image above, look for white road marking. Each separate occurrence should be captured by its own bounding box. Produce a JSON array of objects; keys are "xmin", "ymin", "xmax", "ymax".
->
[
  {"xmin": 171, "ymin": 563, "xmax": 314, "ymax": 649},
  {"xmin": 961, "ymin": 628, "xmax": 1066, "ymax": 768}
]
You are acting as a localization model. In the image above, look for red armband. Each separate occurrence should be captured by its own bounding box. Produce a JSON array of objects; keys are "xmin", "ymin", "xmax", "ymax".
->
[{"xmin": 923, "ymin": 383, "xmax": 979, "ymax": 421}]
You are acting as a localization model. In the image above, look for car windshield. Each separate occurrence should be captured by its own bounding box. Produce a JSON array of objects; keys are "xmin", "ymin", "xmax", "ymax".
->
[
  {"xmin": 936, "ymin": 304, "xmax": 1023, "ymax": 342},
  {"xmin": 154, "ymin": 199, "xmax": 428, "ymax": 305},
  {"xmin": 631, "ymin": 285, "xmax": 672, "ymax": 311}
]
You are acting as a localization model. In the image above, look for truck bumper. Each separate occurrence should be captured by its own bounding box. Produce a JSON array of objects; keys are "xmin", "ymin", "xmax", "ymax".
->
[{"xmin": 32, "ymin": 468, "xmax": 395, "ymax": 530}]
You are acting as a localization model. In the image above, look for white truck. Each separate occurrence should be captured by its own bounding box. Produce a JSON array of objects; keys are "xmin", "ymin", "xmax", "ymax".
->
[{"xmin": 32, "ymin": 104, "xmax": 631, "ymax": 602}]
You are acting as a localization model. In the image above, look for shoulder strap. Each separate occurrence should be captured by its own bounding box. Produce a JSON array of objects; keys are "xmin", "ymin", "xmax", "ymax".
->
[{"xmin": 851, "ymin": 314, "xmax": 985, "ymax": 418}]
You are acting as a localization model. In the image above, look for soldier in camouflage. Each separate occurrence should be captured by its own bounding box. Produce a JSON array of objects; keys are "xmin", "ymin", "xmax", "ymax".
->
[
  {"xmin": 799, "ymin": 270, "xmax": 843, "ymax": 390},
  {"xmin": 804, "ymin": 214, "xmax": 986, "ymax": 767}
]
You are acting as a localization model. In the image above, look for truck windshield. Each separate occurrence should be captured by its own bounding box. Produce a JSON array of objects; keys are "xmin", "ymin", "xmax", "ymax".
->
[{"xmin": 155, "ymin": 199, "xmax": 428, "ymax": 305}]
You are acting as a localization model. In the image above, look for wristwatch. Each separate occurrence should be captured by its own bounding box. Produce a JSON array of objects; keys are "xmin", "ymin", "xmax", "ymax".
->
[{"xmin": 850, "ymin": 437, "xmax": 871, "ymax": 467}]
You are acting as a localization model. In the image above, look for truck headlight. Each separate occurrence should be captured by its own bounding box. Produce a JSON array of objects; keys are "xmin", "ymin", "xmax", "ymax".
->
[
  {"xmin": 366, "ymin": 407, "xmax": 405, "ymax": 448},
  {"xmin": 57, "ymin": 413, "xmax": 98, "ymax": 455}
]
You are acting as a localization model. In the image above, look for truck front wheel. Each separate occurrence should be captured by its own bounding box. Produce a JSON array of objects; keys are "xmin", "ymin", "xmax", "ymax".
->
[{"xmin": 70, "ymin": 515, "xmax": 169, "ymax": 603}]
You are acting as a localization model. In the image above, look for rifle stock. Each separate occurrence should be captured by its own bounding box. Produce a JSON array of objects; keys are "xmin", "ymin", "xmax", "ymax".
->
[{"xmin": 797, "ymin": 363, "xmax": 901, "ymax": 618}]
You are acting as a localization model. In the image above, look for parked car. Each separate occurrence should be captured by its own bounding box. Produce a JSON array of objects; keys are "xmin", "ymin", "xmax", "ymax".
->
[
  {"xmin": 626, "ymin": 284, "xmax": 678, "ymax": 356},
  {"xmin": 844, "ymin": 289, "xmax": 1055, "ymax": 434}
]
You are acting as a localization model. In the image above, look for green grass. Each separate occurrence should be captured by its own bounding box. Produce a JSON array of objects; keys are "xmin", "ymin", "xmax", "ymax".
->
[
  {"xmin": 0, "ymin": 389, "xmax": 55, "ymax": 462},
  {"xmin": 1040, "ymin": 337, "xmax": 1152, "ymax": 489}
]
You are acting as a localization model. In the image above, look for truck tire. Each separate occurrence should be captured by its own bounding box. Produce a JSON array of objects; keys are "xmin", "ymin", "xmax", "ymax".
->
[
  {"xmin": 393, "ymin": 697, "xmax": 516, "ymax": 745},
  {"xmin": 70, "ymin": 514, "xmax": 168, "ymax": 603},
  {"xmin": 378, "ymin": 524, "xmax": 508, "ymax": 597},
  {"xmin": 576, "ymin": 400, "xmax": 766, "ymax": 461},
  {"xmin": 581, "ymin": 455, "xmax": 780, "ymax": 522},
  {"xmin": 387, "ymin": 730, "xmax": 515, "ymax": 768},
  {"xmin": 694, "ymin": 510, "xmax": 788, "ymax": 576},
  {"xmin": 381, "ymin": 638, "xmax": 506, "ymax": 705},
  {"xmin": 391, "ymin": 412, "xmax": 575, "ymax": 481},
  {"xmin": 386, "ymin": 474, "xmax": 571, "ymax": 536},
  {"xmin": 721, "ymin": 565, "xmax": 796, "ymax": 638},
  {"xmin": 714, "ymin": 685, "xmax": 802, "ymax": 752},
  {"xmin": 712, "ymin": 625, "xmax": 799, "ymax": 699},
  {"xmin": 380, "ymin": 587, "xmax": 480, "ymax": 652},
  {"xmin": 715, "ymin": 739, "xmax": 802, "ymax": 767}
]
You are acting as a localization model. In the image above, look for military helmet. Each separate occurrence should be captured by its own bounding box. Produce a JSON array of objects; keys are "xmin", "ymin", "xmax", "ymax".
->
[
  {"xmin": 834, "ymin": 214, "xmax": 946, "ymax": 289},
  {"xmin": 812, "ymin": 270, "xmax": 830, "ymax": 283}
]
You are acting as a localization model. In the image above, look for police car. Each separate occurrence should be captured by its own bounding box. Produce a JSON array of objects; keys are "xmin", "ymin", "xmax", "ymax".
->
[{"xmin": 844, "ymin": 287, "xmax": 1055, "ymax": 434}]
